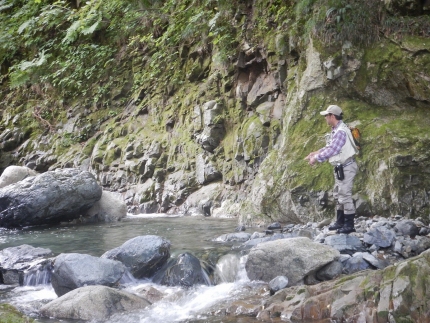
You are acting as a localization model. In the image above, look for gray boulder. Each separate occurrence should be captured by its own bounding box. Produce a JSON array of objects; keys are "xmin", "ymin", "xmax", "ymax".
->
[
  {"xmin": 395, "ymin": 220, "xmax": 419, "ymax": 237},
  {"xmin": 84, "ymin": 190, "xmax": 127, "ymax": 222},
  {"xmin": 0, "ymin": 244, "xmax": 52, "ymax": 285},
  {"xmin": 0, "ymin": 168, "xmax": 102, "ymax": 228},
  {"xmin": 51, "ymin": 253, "xmax": 125, "ymax": 297},
  {"xmin": 156, "ymin": 252, "xmax": 209, "ymax": 287},
  {"xmin": 213, "ymin": 232, "xmax": 251, "ymax": 243},
  {"xmin": 40, "ymin": 285, "xmax": 150, "ymax": 321},
  {"xmin": 245, "ymin": 237, "xmax": 340, "ymax": 285},
  {"xmin": 363, "ymin": 226, "xmax": 395, "ymax": 248},
  {"xmin": 342, "ymin": 253, "xmax": 371, "ymax": 274},
  {"xmin": 316, "ymin": 260, "xmax": 343, "ymax": 281},
  {"xmin": 269, "ymin": 276, "xmax": 289, "ymax": 295},
  {"xmin": 0, "ymin": 165, "xmax": 37, "ymax": 188},
  {"xmin": 324, "ymin": 234, "xmax": 364, "ymax": 254},
  {"xmin": 101, "ymin": 235, "xmax": 171, "ymax": 279}
]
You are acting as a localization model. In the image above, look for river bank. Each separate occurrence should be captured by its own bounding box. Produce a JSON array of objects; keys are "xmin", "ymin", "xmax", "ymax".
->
[{"xmin": 1, "ymin": 212, "xmax": 430, "ymax": 322}]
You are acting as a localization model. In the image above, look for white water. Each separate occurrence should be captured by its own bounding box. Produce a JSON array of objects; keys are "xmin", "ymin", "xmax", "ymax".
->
[{"xmin": 0, "ymin": 216, "xmax": 266, "ymax": 323}]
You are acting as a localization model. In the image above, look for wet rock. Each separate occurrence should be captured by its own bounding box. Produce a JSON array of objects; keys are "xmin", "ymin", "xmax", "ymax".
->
[
  {"xmin": 40, "ymin": 285, "xmax": 150, "ymax": 321},
  {"xmin": 51, "ymin": 253, "xmax": 125, "ymax": 297},
  {"xmin": 155, "ymin": 252, "xmax": 209, "ymax": 287},
  {"xmin": 195, "ymin": 154, "xmax": 222, "ymax": 185},
  {"xmin": 0, "ymin": 169, "xmax": 102, "ymax": 228},
  {"xmin": 213, "ymin": 232, "xmax": 251, "ymax": 243},
  {"xmin": 135, "ymin": 286, "xmax": 164, "ymax": 303},
  {"xmin": 101, "ymin": 235, "xmax": 171, "ymax": 279},
  {"xmin": 0, "ymin": 245, "xmax": 52, "ymax": 285},
  {"xmin": 245, "ymin": 237, "xmax": 340, "ymax": 285},
  {"xmin": 269, "ymin": 276, "xmax": 289, "ymax": 295},
  {"xmin": 267, "ymin": 222, "xmax": 281, "ymax": 230},
  {"xmin": 235, "ymin": 225, "xmax": 246, "ymax": 232},
  {"xmin": 363, "ymin": 226, "xmax": 395, "ymax": 248}
]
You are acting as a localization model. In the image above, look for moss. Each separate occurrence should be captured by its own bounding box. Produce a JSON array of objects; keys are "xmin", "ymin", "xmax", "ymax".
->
[{"xmin": 0, "ymin": 304, "xmax": 34, "ymax": 323}]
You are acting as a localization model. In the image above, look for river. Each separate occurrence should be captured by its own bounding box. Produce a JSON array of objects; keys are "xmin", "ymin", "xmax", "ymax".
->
[{"xmin": 0, "ymin": 214, "xmax": 268, "ymax": 323}]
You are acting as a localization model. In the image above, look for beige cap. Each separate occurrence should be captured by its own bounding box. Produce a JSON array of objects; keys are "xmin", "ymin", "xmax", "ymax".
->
[{"xmin": 320, "ymin": 105, "xmax": 342, "ymax": 116}]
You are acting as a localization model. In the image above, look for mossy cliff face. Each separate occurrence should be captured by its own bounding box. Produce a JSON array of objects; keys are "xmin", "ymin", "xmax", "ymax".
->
[{"xmin": 0, "ymin": 0, "xmax": 429, "ymax": 224}]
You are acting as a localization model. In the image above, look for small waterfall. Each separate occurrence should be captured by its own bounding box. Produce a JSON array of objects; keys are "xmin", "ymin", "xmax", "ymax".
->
[
  {"xmin": 120, "ymin": 269, "xmax": 139, "ymax": 285},
  {"xmin": 214, "ymin": 253, "xmax": 243, "ymax": 283},
  {"xmin": 23, "ymin": 262, "xmax": 52, "ymax": 286}
]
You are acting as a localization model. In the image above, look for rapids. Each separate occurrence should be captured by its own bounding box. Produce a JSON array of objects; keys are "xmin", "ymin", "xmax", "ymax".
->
[{"xmin": 0, "ymin": 215, "xmax": 268, "ymax": 323}]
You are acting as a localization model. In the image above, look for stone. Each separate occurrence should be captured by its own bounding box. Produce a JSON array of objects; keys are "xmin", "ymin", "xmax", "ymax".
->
[
  {"xmin": 51, "ymin": 253, "xmax": 125, "ymax": 297},
  {"xmin": 245, "ymin": 237, "xmax": 340, "ymax": 285},
  {"xmin": 0, "ymin": 166, "xmax": 37, "ymax": 188},
  {"xmin": 394, "ymin": 220, "xmax": 419, "ymax": 237},
  {"xmin": 269, "ymin": 276, "xmax": 289, "ymax": 295},
  {"xmin": 267, "ymin": 222, "xmax": 282, "ymax": 230},
  {"xmin": 155, "ymin": 252, "xmax": 209, "ymax": 287},
  {"xmin": 0, "ymin": 169, "xmax": 102, "ymax": 228},
  {"xmin": 101, "ymin": 235, "xmax": 171, "ymax": 279},
  {"xmin": 213, "ymin": 232, "xmax": 251, "ymax": 243},
  {"xmin": 324, "ymin": 234, "xmax": 364, "ymax": 254},
  {"xmin": 316, "ymin": 260, "xmax": 343, "ymax": 281},
  {"xmin": 342, "ymin": 253, "xmax": 371, "ymax": 274},
  {"xmin": 40, "ymin": 285, "xmax": 150, "ymax": 321},
  {"xmin": 84, "ymin": 190, "xmax": 127, "ymax": 222},
  {"xmin": 363, "ymin": 226, "xmax": 395, "ymax": 248},
  {"xmin": 0, "ymin": 244, "xmax": 52, "ymax": 285}
]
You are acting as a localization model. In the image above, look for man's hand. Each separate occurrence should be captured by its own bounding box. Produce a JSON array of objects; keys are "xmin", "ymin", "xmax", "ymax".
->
[{"xmin": 305, "ymin": 152, "xmax": 318, "ymax": 166}]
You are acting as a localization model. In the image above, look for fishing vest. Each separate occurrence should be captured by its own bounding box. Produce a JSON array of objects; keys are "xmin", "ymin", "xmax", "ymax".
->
[{"xmin": 327, "ymin": 122, "xmax": 359, "ymax": 166}]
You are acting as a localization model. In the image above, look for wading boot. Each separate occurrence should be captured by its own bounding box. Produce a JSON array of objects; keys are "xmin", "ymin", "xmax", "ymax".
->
[
  {"xmin": 328, "ymin": 210, "xmax": 345, "ymax": 230},
  {"xmin": 337, "ymin": 213, "xmax": 356, "ymax": 234}
]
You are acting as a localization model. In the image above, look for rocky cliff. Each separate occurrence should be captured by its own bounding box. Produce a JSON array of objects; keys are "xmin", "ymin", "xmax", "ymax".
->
[{"xmin": 0, "ymin": 0, "xmax": 429, "ymax": 224}]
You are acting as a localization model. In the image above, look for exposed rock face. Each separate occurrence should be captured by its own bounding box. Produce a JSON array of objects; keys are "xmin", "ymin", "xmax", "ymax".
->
[
  {"xmin": 0, "ymin": 169, "xmax": 102, "ymax": 228},
  {"xmin": 258, "ymin": 248, "xmax": 430, "ymax": 322},
  {"xmin": 245, "ymin": 237, "xmax": 340, "ymax": 285},
  {"xmin": 51, "ymin": 253, "xmax": 125, "ymax": 297},
  {"xmin": 40, "ymin": 285, "xmax": 150, "ymax": 321},
  {"xmin": 101, "ymin": 235, "xmax": 171, "ymax": 279},
  {"xmin": 0, "ymin": 244, "xmax": 52, "ymax": 285}
]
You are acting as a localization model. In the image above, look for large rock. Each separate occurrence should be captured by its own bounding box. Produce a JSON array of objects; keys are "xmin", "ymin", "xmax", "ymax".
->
[
  {"xmin": 0, "ymin": 244, "xmax": 52, "ymax": 285},
  {"xmin": 0, "ymin": 165, "xmax": 37, "ymax": 188},
  {"xmin": 51, "ymin": 253, "xmax": 125, "ymax": 297},
  {"xmin": 245, "ymin": 237, "xmax": 340, "ymax": 285},
  {"xmin": 84, "ymin": 190, "xmax": 127, "ymax": 222},
  {"xmin": 40, "ymin": 285, "xmax": 150, "ymax": 321},
  {"xmin": 0, "ymin": 168, "xmax": 102, "ymax": 228},
  {"xmin": 101, "ymin": 235, "xmax": 171, "ymax": 279},
  {"xmin": 258, "ymin": 248, "xmax": 430, "ymax": 322},
  {"xmin": 156, "ymin": 252, "xmax": 209, "ymax": 287}
]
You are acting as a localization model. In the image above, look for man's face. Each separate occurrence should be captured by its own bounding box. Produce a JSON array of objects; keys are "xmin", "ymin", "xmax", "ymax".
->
[{"xmin": 324, "ymin": 114, "xmax": 337, "ymax": 127}]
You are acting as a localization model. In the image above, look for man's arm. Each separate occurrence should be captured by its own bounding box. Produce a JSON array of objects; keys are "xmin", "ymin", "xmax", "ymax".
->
[{"xmin": 316, "ymin": 130, "xmax": 346, "ymax": 162}]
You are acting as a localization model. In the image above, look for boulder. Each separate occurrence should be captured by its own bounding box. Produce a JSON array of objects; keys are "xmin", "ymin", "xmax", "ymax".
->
[
  {"xmin": 258, "ymin": 248, "xmax": 430, "ymax": 322},
  {"xmin": 324, "ymin": 234, "xmax": 364, "ymax": 254},
  {"xmin": 213, "ymin": 232, "xmax": 251, "ymax": 243},
  {"xmin": 84, "ymin": 190, "xmax": 127, "ymax": 222},
  {"xmin": 245, "ymin": 237, "xmax": 340, "ymax": 285},
  {"xmin": 394, "ymin": 219, "xmax": 419, "ymax": 237},
  {"xmin": 0, "ymin": 166, "xmax": 37, "ymax": 189},
  {"xmin": 51, "ymin": 253, "xmax": 125, "ymax": 297},
  {"xmin": 156, "ymin": 252, "xmax": 209, "ymax": 287},
  {"xmin": 363, "ymin": 226, "xmax": 395, "ymax": 248},
  {"xmin": 0, "ymin": 168, "xmax": 102, "ymax": 228},
  {"xmin": 101, "ymin": 235, "xmax": 171, "ymax": 279},
  {"xmin": 269, "ymin": 276, "xmax": 289, "ymax": 295},
  {"xmin": 316, "ymin": 260, "xmax": 343, "ymax": 281},
  {"xmin": 40, "ymin": 285, "xmax": 150, "ymax": 321},
  {"xmin": 0, "ymin": 244, "xmax": 52, "ymax": 285}
]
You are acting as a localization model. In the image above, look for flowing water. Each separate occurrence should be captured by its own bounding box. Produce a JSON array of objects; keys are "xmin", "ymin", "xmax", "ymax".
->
[{"xmin": 0, "ymin": 214, "xmax": 269, "ymax": 323}]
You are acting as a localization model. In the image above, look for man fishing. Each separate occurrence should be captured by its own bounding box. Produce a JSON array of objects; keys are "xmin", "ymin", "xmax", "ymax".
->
[{"xmin": 305, "ymin": 105, "xmax": 359, "ymax": 234}]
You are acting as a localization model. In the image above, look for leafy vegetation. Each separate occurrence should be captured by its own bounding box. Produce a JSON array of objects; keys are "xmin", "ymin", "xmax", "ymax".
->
[{"xmin": 1, "ymin": 0, "xmax": 429, "ymax": 125}]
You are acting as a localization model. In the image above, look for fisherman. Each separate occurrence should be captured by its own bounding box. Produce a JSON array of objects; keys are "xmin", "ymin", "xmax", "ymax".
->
[{"xmin": 305, "ymin": 105, "xmax": 359, "ymax": 234}]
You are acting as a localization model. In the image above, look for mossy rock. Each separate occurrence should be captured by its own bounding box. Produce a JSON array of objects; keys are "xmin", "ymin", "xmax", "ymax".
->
[{"xmin": 0, "ymin": 304, "xmax": 34, "ymax": 323}]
